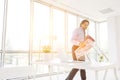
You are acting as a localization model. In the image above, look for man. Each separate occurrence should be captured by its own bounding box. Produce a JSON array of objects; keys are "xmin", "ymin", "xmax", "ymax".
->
[{"xmin": 66, "ymin": 20, "xmax": 89, "ymax": 80}]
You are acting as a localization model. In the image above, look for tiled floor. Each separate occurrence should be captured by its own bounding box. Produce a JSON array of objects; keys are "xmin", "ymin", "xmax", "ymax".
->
[{"xmin": 31, "ymin": 69, "xmax": 120, "ymax": 80}]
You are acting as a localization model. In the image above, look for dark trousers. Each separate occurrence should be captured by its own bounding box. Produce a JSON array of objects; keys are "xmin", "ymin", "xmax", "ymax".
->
[{"xmin": 66, "ymin": 45, "xmax": 86, "ymax": 80}]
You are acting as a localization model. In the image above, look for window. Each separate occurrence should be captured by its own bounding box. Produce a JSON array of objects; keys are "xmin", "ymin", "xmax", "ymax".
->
[
  {"xmin": 4, "ymin": 53, "xmax": 28, "ymax": 67},
  {"xmin": 33, "ymin": 2, "xmax": 50, "ymax": 51},
  {"xmin": 52, "ymin": 9, "xmax": 65, "ymax": 51},
  {"xmin": 0, "ymin": 0, "xmax": 4, "ymax": 50},
  {"xmin": 87, "ymin": 21, "xmax": 96, "ymax": 39},
  {"xmin": 78, "ymin": 18, "xmax": 85, "ymax": 24},
  {"xmin": 98, "ymin": 22, "xmax": 108, "ymax": 51},
  {"xmin": 5, "ymin": 0, "xmax": 30, "ymax": 50},
  {"xmin": 0, "ymin": 53, "xmax": 1, "ymax": 67},
  {"xmin": 67, "ymin": 13, "xmax": 77, "ymax": 51},
  {"xmin": 32, "ymin": 53, "xmax": 39, "ymax": 62}
]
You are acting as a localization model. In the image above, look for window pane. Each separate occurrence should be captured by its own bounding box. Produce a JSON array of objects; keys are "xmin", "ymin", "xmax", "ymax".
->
[
  {"xmin": 0, "ymin": 53, "xmax": 1, "ymax": 67},
  {"xmin": 32, "ymin": 53, "xmax": 39, "ymax": 62},
  {"xmin": 52, "ymin": 9, "xmax": 65, "ymax": 51},
  {"xmin": 79, "ymin": 18, "xmax": 85, "ymax": 24},
  {"xmin": 99, "ymin": 22, "xmax": 108, "ymax": 51},
  {"xmin": 87, "ymin": 21, "xmax": 96, "ymax": 39},
  {"xmin": 4, "ymin": 53, "xmax": 28, "ymax": 67},
  {"xmin": 67, "ymin": 13, "xmax": 77, "ymax": 51},
  {"xmin": 33, "ymin": 2, "xmax": 50, "ymax": 51},
  {"xmin": 0, "ymin": 0, "xmax": 4, "ymax": 50},
  {"xmin": 5, "ymin": 0, "xmax": 30, "ymax": 50}
]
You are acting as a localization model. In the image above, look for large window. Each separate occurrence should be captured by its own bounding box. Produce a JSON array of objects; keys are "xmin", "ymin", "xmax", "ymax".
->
[
  {"xmin": 5, "ymin": 0, "xmax": 30, "ymax": 50},
  {"xmin": 67, "ymin": 13, "xmax": 77, "ymax": 51},
  {"xmin": 0, "ymin": 1, "xmax": 99, "ymax": 68},
  {"xmin": 33, "ymin": 2, "xmax": 50, "ymax": 51},
  {"xmin": 0, "ymin": 0, "xmax": 4, "ymax": 50},
  {"xmin": 52, "ymin": 9, "xmax": 65, "ymax": 51}
]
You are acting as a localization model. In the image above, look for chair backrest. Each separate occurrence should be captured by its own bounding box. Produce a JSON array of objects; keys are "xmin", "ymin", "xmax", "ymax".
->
[{"xmin": 0, "ymin": 66, "xmax": 35, "ymax": 79}]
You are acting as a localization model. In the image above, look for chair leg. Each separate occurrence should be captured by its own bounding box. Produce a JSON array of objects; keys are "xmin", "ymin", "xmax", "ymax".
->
[
  {"xmin": 95, "ymin": 71, "xmax": 98, "ymax": 80},
  {"xmin": 113, "ymin": 68, "xmax": 118, "ymax": 80},
  {"xmin": 103, "ymin": 70, "xmax": 108, "ymax": 80}
]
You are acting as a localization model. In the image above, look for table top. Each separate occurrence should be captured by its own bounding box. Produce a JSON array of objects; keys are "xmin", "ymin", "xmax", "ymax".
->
[{"xmin": 33, "ymin": 60, "xmax": 117, "ymax": 71}]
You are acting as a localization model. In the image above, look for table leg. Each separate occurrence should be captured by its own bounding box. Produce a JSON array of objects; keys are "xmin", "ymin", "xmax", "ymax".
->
[
  {"xmin": 49, "ymin": 65, "xmax": 52, "ymax": 80},
  {"xmin": 95, "ymin": 71, "xmax": 98, "ymax": 80},
  {"xmin": 57, "ymin": 66, "xmax": 59, "ymax": 80},
  {"xmin": 113, "ymin": 68, "xmax": 118, "ymax": 80},
  {"xmin": 103, "ymin": 70, "xmax": 108, "ymax": 80}
]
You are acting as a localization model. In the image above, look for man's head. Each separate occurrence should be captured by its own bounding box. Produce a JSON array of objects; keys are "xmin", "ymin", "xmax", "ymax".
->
[{"xmin": 80, "ymin": 20, "xmax": 89, "ymax": 30}]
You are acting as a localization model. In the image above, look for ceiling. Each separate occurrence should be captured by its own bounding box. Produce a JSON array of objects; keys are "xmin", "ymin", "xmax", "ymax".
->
[{"xmin": 38, "ymin": 0, "xmax": 120, "ymax": 22}]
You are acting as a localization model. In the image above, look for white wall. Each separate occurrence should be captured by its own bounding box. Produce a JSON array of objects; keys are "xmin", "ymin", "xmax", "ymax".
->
[{"xmin": 107, "ymin": 15, "xmax": 120, "ymax": 65}]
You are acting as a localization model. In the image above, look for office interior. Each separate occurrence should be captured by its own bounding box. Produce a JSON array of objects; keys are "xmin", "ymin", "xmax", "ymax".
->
[{"xmin": 0, "ymin": 0, "xmax": 120, "ymax": 80}]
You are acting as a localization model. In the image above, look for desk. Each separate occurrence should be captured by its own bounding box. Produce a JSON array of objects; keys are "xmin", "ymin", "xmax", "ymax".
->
[{"xmin": 33, "ymin": 61, "xmax": 118, "ymax": 80}]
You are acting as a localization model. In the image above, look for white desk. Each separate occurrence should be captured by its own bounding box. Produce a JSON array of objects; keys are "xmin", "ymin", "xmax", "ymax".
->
[{"xmin": 33, "ymin": 61, "xmax": 118, "ymax": 80}]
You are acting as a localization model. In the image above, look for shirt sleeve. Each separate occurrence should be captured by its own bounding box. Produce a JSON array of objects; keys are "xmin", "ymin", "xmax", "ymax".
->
[{"xmin": 71, "ymin": 29, "xmax": 80, "ymax": 46}]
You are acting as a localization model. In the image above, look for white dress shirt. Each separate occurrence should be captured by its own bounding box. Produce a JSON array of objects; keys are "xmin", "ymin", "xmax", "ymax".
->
[{"xmin": 71, "ymin": 27, "xmax": 85, "ymax": 46}]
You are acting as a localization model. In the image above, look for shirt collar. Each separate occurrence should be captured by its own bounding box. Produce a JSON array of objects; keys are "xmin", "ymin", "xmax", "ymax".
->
[{"xmin": 79, "ymin": 27, "xmax": 84, "ymax": 30}]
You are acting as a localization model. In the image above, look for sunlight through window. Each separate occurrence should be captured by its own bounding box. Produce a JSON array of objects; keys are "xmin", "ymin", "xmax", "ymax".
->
[
  {"xmin": 33, "ymin": 2, "xmax": 50, "ymax": 51},
  {"xmin": 52, "ymin": 9, "xmax": 65, "ymax": 51},
  {"xmin": 5, "ymin": 0, "xmax": 30, "ymax": 50}
]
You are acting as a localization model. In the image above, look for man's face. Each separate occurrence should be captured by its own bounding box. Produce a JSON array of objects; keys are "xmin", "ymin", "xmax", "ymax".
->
[{"xmin": 81, "ymin": 22, "xmax": 89, "ymax": 30}]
